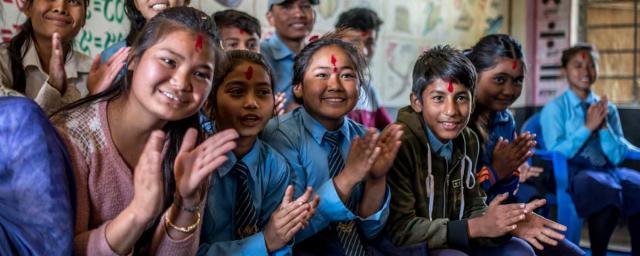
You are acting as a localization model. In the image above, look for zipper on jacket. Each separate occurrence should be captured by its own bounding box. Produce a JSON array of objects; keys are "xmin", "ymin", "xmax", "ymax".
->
[{"xmin": 443, "ymin": 161, "xmax": 449, "ymax": 217}]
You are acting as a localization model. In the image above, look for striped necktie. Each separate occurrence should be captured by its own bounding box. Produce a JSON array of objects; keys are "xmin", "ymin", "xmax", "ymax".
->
[
  {"xmin": 323, "ymin": 131, "xmax": 366, "ymax": 256},
  {"xmin": 233, "ymin": 161, "xmax": 259, "ymax": 239}
]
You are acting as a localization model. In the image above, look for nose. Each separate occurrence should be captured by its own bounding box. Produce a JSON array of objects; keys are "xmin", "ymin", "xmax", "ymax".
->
[
  {"xmin": 243, "ymin": 93, "xmax": 259, "ymax": 109},
  {"xmin": 292, "ymin": 4, "xmax": 305, "ymax": 17},
  {"xmin": 443, "ymin": 97, "xmax": 457, "ymax": 116},
  {"xmin": 170, "ymin": 68, "xmax": 191, "ymax": 92},
  {"xmin": 52, "ymin": 0, "xmax": 69, "ymax": 15},
  {"xmin": 326, "ymin": 73, "xmax": 344, "ymax": 92}
]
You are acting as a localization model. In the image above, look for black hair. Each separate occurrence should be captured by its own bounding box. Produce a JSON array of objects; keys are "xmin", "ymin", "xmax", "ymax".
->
[
  {"xmin": 4, "ymin": 0, "xmax": 89, "ymax": 94},
  {"xmin": 212, "ymin": 9, "xmax": 261, "ymax": 38},
  {"xmin": 334, "ymin": 7, "xmax": 383, "ymax": 34},
  {"xmin": 561, "ymin": 43, "xmax": 598, "ymax": 68},
  {"xmin": 53, "ymin": 7, "xmax": 222, "ymax": 251},
  {"xmin": 466, "ymin": 34, "xmax": 525, "ymax": 74},
  {"xmin": 208, "ymin": 50, "xmax": 275, "ymax": 118},
  {"xmin": 291, "ymin": 32, "xmax": 369, "ymax": 105},
  {"xmin": 465, "ymin": 34, "xmax": 524, "ymax": 144},
  {"xmin": 411, "ymin": 45, "xmax": 477, "ymax": 102}
]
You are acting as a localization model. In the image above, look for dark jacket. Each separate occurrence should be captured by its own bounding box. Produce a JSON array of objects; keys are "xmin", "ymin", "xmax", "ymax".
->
[{"xmin": 385, "ymin": 106, "xmax": 510, "ymax": 250}]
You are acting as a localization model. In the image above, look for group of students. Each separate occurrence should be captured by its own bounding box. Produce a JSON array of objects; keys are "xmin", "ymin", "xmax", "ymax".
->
[{"xmin": 0, "ymin": 0, "xmax": 639, "ymax": 256}]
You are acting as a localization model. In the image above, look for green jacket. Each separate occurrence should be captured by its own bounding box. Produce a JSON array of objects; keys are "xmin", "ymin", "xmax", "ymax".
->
[{"xmin": 385, "ymin": 106, "xmax": 510, "ymax": 250}]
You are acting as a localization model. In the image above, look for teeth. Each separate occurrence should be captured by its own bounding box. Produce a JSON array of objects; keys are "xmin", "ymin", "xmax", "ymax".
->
[
  {"xmin": 324, "ymin": 98, "xmax": 344, "ymax": 102},
  {"xmin": 161, "ymin": 91, "xmax": 179, "ymax": 101},
  {"xmin": 151, "ymin": 3, "xmax": 168, "ymax": 11}
]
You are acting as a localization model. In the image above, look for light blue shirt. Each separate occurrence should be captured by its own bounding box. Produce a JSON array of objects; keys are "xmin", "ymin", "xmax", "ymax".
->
[
  {"xmin": 424, "ymin": 124, "xmax": 453, "ymax": 162},
  {"xmin": 99, "ymin": 40, "xmax": 127, "ymax": 80},
  {"xmin": 198, "ymin": 139, "xmax": 292, "ymax": 256},
  {"xmin": 260, "ymin": 35, "xmax": 296, "ymax": 107},
  {"xmin": 541, "ymin": 89, "xmax": 635, "ymax": 165},
  {"xmin": 261, "ymin": 107, "xmax": 391, "ymax": 242}
]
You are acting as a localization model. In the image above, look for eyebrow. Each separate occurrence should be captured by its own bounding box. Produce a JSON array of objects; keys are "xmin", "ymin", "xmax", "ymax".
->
[
  {"xmin": 313, "ymin": 66, "xmax": 355, "ymax": 71},
  {"xmin": 159, "ymin": 48, "xmax": 214, "ymax": 70}
]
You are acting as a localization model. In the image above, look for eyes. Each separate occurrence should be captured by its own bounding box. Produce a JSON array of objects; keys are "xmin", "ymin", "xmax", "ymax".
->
[
  {"xmin": 67, "ymin": 0, "xmax": 82, "ymax": 5},
  {"xmin": 223, "ymin": 40, "xmax": 259, "ymax": 51},
  {"xmin": 313, "ymin": 70, "xmax": 357, "ymax": 80},
  {"xmin": 159, "ymin": 57, "xmax": 213, "ymax": 82},
  {"xmin": 226, "ymin": 86, "xmax": 273, "ymax": 98},
  {"xmin": 430, "ymin": 94, "xmax": 470, "ymax": 103},
  {"xmin": 492, "ymin": 75, "xmax": 524, "ymax": 86}
]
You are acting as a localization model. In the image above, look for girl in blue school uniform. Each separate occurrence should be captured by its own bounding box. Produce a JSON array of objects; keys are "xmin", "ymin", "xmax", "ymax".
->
[
  {"xmin": 541, "ymin": 43, "xmax": 640, "ymax": 256},
  {"xmin": 261, "ymin": 33, "xmax": 404, "ymax": 255},
  {"xmin": 198, "ymin": 50, "xmax": 319, "ymax": 255},
  {"xmin": 467, "ymin": 34, "xmax": 584, "ymax": 256}
]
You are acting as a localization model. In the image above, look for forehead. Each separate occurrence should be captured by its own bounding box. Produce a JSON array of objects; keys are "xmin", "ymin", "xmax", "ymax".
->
[
  {"xmin": 225, "ymin": 62, "xmax": 270, "ymax": 81},
  {"xmin": 482, "ymin": 58, "xmax": 524, "ymax": 76},
  {"xmin": 310, "ymin": 45, "xmax": 355, "ymax": 65},
  {"xmin": 147, "ymin": 30, "xmax": 216, "ymax": 62},
  {"xmin": 569, "ymin": 50, "xmax": 595, "ymax": 62},
  {"xmin": 342, "ymin": 28, "xmax": 376, "ymax": 39},
  {"xmin": 220, "ymin": 26, "xmax": 260, "ymax": 39},
  {"xmin": 424, "ymin": 79, "xmax": 469, "ymax": 93}
]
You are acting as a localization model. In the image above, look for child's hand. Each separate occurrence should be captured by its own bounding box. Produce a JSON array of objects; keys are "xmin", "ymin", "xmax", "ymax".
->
[
  {"xmin": 130, "ymin": 130, "xmax": 167, "ymax": 224},
  {"xmin": 598, "ymin": 95, "xmax": 609, "ymax": 129},
  {"xmin": 87, "ymin": 47, "xmax": 130, "ymax": 95},
  {"xmin": 512, "ymin": 199, "xmax": 567, "ymax": 250},
  {"xmin": 264, "ymin": 186, "xmax": 316, "ymax": 252},
  {"xmin": 173, "ymin": 128, "xmax": 237, "ymax": 206},
  {"xmin": 369, "ymin": 124, "xmax": 403, "ymax": 180},
  {"xmin": 491, "ymin": 132, "xmax": 536, "ymax": 180},
  {"xmin": 519, "ymin": 163, "xmax": 544, "ymax": 182},
  {"xmin": 342, "ymin": 128, "xmax": 381, "ymax": 183},
  {"xmin": 468, "ymin": 193, "xmax": 527, "ymax": 238},
  {"xmin": 48, "ymin": 33, "xmax": 68, "ymax": 94},
  {"xmin": 585, "ymin": 100, "xmax": 608, "ymax": 131},
  {"xmin": 273, "ymin": 92, "xmax": 286, "ymax": 116}
]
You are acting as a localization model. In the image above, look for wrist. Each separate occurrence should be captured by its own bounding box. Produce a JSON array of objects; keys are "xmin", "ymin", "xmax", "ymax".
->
[
  {"xmin": 467, "ymin": 217, "xmax": 483, "ymax": 238},
  {"xmin": 334, "ymin": 170, "xmax": 360, "ymax": 191},
  {"xmin": 125, "ymin": 202, "xmax": 154, "ymax": 228}
]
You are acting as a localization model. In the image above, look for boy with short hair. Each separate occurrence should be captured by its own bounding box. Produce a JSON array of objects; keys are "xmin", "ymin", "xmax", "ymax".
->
[
  {"xmin": 386, "ymin": 45, "xmax": 547, "ymax": 255},
  {"xmin": 334, "ymin": 8, "xmax": 392, "ymax": 130},
  {"xmin": 261, "ymin": 0, "xmax": 319, "ymax": 111},
  {"xmin": 213, "ymin": 9, "xmax": 262, "ymax": 53}
]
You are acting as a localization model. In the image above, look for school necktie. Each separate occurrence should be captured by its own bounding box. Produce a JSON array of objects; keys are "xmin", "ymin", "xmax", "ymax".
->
[
  {"xmin": 323, "ymin": 131, "xmax": 366, "ymax": 256},
  {"xmin": 233, "ymin": 161, "xmax": 259, "ymax": 239}
]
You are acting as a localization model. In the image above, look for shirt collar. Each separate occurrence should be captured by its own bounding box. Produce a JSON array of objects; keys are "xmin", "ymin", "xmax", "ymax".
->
[
  {"xmin": 567, "ymin": 89, "xmax": 598, "ymax": 108},
  {"xmin": 491, "ymin": 110, "xmax": 512, "ymax": 126},
  {"xmin": 300, "ymin": 107, "xmax": 351, "ymax": 145},
  {"xmin": 266, "ymin": 34, "xmax": 295, "ymax": 61},
  {"xmin": 424, "ymin": 123, "xmax": 452, "ymax": 155},
  {"xmin": 22, "ymin": 42, "xmax": 91, "ymax": 79},
  {"xmin": 217, "ymin": 139, "xmax": 261, "ymax": 178}
]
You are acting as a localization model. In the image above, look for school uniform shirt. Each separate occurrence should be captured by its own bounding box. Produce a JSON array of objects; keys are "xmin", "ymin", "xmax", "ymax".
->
[
  {"xmin": 0, "ymin": 43, "xmax": 92, "ymax": 113},
  {"xmin": 99, "ymin": 41, "xmax": 127, "ymax": 80},
  {"xmin": 475, "ymin": 110, "xmax": 521, "ymax": 201},
  {"xmin": 51, "ymin": 101, "xmax": 200, "ymax": 255},
  {"xmin": 541, "ymin": 89, "xmax": 640, "ymax": 217},
  {"xmin": 260, "ymin": 34, "xmax": 296, "ymax": 108},
  {"xmin": 0, "ymin": 97, "xmax": 75, "ymax": 256},
  {"xmin": 348, "ymin": 81, "xmax": 393, "ymax": 130},
  {"xmin": 261, "ymin": 107, "xmax": 391, "ymax": 242},
  {"xmin": 198, "ymin": 138, "xmax": 292, "ymax": 256}
]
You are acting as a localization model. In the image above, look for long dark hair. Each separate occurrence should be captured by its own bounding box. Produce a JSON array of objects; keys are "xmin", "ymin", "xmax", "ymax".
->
[
  {"xmin": 466, "ymin": 34, "xmax": 524, "ymax": 145},
  {"xmin": 124, "ymin": 0, "xmax": 191, "ymax": 45},
  {"xmin": 4, "ymin": 0, "xmax": 89, "ymax": 93},
  {"xmin": 291, "ymin": 32, "xmax": 369, "ymax": 105},
  {"xmin": 208, "ymin": 50, "xmax": 274, "ymax": 119},
  {"xmin": 54, "ymin": 6, "xmax": 222, "ymax": 252}
]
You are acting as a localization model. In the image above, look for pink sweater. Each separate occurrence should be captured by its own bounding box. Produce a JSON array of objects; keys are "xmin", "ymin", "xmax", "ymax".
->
[{"xmin": 52, "ymin": 101, "xmax": 199, "ymax": 255}]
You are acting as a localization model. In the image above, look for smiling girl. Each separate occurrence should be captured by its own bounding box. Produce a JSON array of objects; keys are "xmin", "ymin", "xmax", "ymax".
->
[
  {"xmin": 262, "ymin": 33, "xmax": 403, "ymax": 255},
  {"xmin": 52, "ymin": 7, "xmax": 236, "ymax": 255},
  {"xmin": 198, "ymin": 50, "xmax": 318, "ymax": 255}
]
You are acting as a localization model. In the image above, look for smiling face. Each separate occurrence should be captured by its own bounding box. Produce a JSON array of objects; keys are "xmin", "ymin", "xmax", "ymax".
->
[
  {"xmin": 220, "ymin": 26, "xmax": 260, "ymax": 53},
  {"xmin": 24, "ymin": 0, "xmax": 86, "ymax": 42},
  {"xmin": 267, "ymin": 0, "xmax": 315, "ymax": 42},
  {"xmin": 293, "ymin": 45, "xmax": 359, "ymax": 130},
  {"xmin": 475, "ymin": 57, "xmax": 524, "ymax": 112},
  {"xmin": 563, "ymin": 49, "xmax": 598, "ymax": 93},
  {"xmin": 411, "ymin": 79, "xmax": 472, "ymax": 141},
  {"xmin": 214, "ymin": 61, "xmax": 274, "ymax": 138},
  {"xmin": 128, "ymin": 30, "xmax": 215, "ymax": 122},
  {"xmin": 134, "ymin": 0, "xmax": 187, "ymax": 20}
]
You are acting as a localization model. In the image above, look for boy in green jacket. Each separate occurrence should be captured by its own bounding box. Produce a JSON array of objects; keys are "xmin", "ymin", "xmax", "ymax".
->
[{"xmin": 386, "ymin": 46, "xmax": 555, "ymax": 255}]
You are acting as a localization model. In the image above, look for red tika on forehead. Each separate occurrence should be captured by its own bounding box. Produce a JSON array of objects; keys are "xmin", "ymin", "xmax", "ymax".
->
[
  {"xmin": 195, "ymin": 33, "xmax": 204, "ymax": 51},
  {"xmin": 512, "ymin": 60, "xmax": 518, "ymax": 70},
  {"xmin": 361, "ymin": 31, "xmax": 370, "ymax": 37},
  {"xmin": 245, "ymin": 66, "xmax": 254, "ymax": 80},
  {"xmin": 331, "ymin": 54, "xmax": 338, "ymax": 73},
  {"xmin": 239, "ymin": 29, "xmax": 246, "ymax": 35},
  {"xmin": 581, "ymin": 51, "xmax": 587, "ymax": 60},
  {"xmin": 447, "ymin": 80, "xmax": 454, "ymax": 93}
]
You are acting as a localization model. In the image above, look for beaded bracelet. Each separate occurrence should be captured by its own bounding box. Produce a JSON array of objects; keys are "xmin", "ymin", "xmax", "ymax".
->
[{"xmin": 165, "ymin": 210, "xmax": 201, "ymax": 233}]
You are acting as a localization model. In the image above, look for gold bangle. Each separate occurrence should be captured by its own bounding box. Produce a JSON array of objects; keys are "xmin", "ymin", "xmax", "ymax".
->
[{"xmin": 165, "ymin": 210, "xmax": 200, "ymax": 233}]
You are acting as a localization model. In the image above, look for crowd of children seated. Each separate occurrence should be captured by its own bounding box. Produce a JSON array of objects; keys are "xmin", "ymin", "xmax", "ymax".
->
[{"xmin": 1, "ymin": 0, "xmax": 639, "ymax": 255}]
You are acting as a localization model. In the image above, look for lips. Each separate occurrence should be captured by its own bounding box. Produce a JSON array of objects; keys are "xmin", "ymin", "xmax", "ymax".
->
[
  {"xmin": 45, "ymin": 15, "xmax": 71, "ymax": 25},
  {"xmin": 159, "ymin": 89, "xmax": 188, "ymax": 104},
  {"xmin": 150, "ymin": 2, "xmax": 169, "ymax": 11},
  {"xmin": 438, "ymin": 120, "xmax": 461, "ymax": 130},
  {"xmin": 289, "ymin": 22, "xmax": 307, "ymax": 29},
  {"xmin": 239, "ymin": 114, "xmax": 263, "ymax": 127}
]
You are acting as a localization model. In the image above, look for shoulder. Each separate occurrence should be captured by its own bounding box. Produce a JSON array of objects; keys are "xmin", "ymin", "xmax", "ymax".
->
[
  {"xmin": 73, "ymin": 50, "xmax": 93, "ymax": 73},
  {"xmin": 52, "ymin": 102, "xmax": 107, "ymax": 163},
  {"xmin": 459, "ymin": 128, "xmax": 481, "ymax": 157}
]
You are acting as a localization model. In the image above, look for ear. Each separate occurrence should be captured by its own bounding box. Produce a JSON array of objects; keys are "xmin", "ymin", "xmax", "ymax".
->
[
  {"xmin": 20, "ymin": 0, "xmax": 32, "ymax": 16},
  {"xmin": 128, "ymin": 57, "xmax": 137, "ymax": 71},
  {"xmin": 410, "ymin": 92, "xmax": 422, "ymax": 113},
  {"xmin": 293, "ymin": 83, "xmax": 303, "ymax": 100},
  {"xmin": 266, "ymin": 10, "xmax": 275, "ymax": 27}
]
